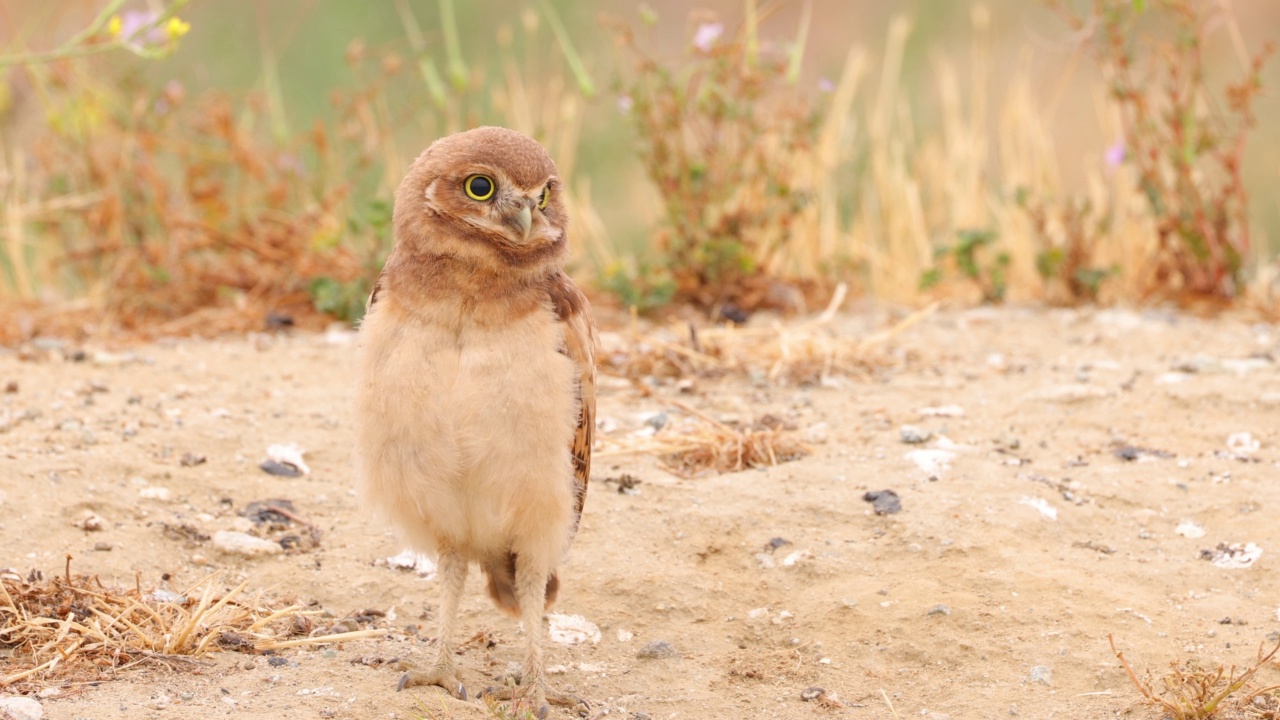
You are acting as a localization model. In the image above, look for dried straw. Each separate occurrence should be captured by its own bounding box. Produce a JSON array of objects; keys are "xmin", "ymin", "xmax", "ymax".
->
[
  {"xmin": 0, "ymin": 559, "xmax": 384, "ymax": 690},
  {"xmin": 598, "ymin": 399, "xmax": 812, "ymax": 478},
  {"xmin": 603, "ymin": 284, "xmax": 936, "ymax": 385}
]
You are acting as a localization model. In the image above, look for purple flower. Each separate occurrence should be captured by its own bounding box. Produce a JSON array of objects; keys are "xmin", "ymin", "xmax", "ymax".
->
[
  {"xmin": 1105, "ymin": 139, "xmax": 1126, "ymax": 169},
  {"xmin": 817, "ymin": 77, "xmax": 835, "ymax": 93},
  {"xmin": 692, "ymin": 22, "xmax": 724, "ymax": 52},
  {"xmin": 118, "ymin": 10, "xmax": 166, "ymax": 49}
]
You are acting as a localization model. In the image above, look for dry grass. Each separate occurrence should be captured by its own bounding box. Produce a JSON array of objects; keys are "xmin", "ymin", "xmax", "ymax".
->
[
  {"xmin": 0, "ymin": 558, "xmax": 386, "ymax": 691},
  {"xmin": 601, "ymin": 284, "xmax": 932, "ymax": 386},
  {"xmin": 597, "ymin": 398, "xmax": 811, "ymax": 478},
  {"xmin": 1110, "ymin": 634, "xmax": 1280, "ymax": 720}
]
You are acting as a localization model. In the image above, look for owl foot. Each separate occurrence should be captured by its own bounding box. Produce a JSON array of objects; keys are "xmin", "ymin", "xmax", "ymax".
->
[
  {"xmin": 396, "ymin": 661, "xmax": 467, "ymax": 700},
  {"xmin": 481, "ymin": 681, "xmax": 588, "ymax": 718}
]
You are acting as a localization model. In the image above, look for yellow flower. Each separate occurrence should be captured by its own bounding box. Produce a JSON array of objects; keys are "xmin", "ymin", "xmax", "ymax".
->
[
  {"xmin": 107, "ymin": 15, "xmax": 123, "ymax": 37},
  {"xmin": 166, "ymin": 17, "xmax": 191, "ymax": 41}
]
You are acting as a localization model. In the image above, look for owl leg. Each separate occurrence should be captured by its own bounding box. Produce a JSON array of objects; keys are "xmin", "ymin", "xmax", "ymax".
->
[
  {"xmin": 483, "ymin": 556, "xmax": 587, "ymax": 717},
  {"xmin": 398, "ymin": 549, "xmax": 468, "ymax": 699}
]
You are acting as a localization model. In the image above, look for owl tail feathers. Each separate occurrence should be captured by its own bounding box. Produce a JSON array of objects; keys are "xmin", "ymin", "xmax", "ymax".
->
[{"xmin": 482, "ymin": 552, "xmax": 560, "ymax": 618}]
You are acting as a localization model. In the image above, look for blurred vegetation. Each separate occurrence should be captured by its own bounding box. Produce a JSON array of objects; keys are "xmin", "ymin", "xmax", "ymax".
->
[
  {"xmin": 0, "ymin": 0, "xmax": 1277, "ymax": 341},
  {"xmin": 1051, "ymin": 0, "xmax": 1274, "ymax": 301}
]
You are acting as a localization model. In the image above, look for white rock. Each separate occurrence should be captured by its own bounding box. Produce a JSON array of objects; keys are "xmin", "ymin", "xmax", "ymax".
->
[
  {"xmin": 1211, "ymin": 542, "xmax": 1263, "ymax": 570},
  {"xmin": 1227, "ymin": 432, "xmax": 1260, "ymax": 455},
  {"xmin": 547, "ymin": 613, "xmax": 600, "ymax": 645},
  {"xmin": 616, "ymin": 628, "xmax": 634, "ymax": 643},
  {"xmin": 905, "ymin": 449, "xmax": 955, "ymax": 476},
  {"xmin": 0, "ymin": 696, "xmax": 43, "ymax": 720},
  {"xmin": 917, "ymin": 405, "xmax": 965, "ymax": 417},
  {"xmin": 212, "ymin": 531, "xmax": 282, "ymax": 558},
  {"xmin": 1019, "ymin": 497, "xmax": 1058, "ymax": 521},
  {"xmin": 385, "ymin": 549, "xmax": 436, "ymax": 579},
  {"xmin": 781, "ymin": 550, "xmax": 812, "ymax": 567},
  {"xmin": 1027, "ymin": 384, "xmax": 1109, "ymax": 402},
  {"xmin": 1176, "ymin": 521, "xmax": 1206, "ymax": 539},
  {"xmin": 265, "ymin": 443, "xmax": 310, "ymax": 475},
  {"xmin": 138, "ymin": 486, "xmax": 172, "ymax": 501}
]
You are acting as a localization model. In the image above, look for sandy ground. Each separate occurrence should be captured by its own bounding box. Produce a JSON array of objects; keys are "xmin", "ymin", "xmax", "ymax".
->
[{"xmin": 2, "ymin": 306, "xmax": 1279, "ymax": 720}]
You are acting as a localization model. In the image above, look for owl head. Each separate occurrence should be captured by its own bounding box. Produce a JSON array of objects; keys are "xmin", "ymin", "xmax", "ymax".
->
[{"xmin": 393, "ymin": 126, "xmax": 568, "ymax": 272}]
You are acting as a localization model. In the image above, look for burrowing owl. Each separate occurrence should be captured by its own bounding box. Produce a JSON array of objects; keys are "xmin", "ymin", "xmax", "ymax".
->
[{"xmin": 354, "ymin": 127, "xmax": 597, "ymax": 714}]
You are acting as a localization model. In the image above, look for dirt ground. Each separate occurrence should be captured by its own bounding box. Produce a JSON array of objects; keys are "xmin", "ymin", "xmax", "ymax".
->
[{"xmin": 2, "ymin": 305, "xmax": 1279, "ymax": 720}]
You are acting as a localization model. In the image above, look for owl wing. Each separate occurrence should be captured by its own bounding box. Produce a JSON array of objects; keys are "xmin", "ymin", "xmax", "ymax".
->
[{"xmin": 545, "ymin": 271, "xmax": 597, "ymax": 535}]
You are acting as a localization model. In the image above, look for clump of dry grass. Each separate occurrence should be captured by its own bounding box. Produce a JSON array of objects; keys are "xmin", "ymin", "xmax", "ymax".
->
[
  {"xmin": 0, "ymin": 559, "xmax": 386, "ymax": 691},
  {"xmin": 598, "ymin": 399, "xmax": 811, "ymax": 478},
  {"xmin": 601, "ymin": 285, "xmax": 932, "ymax": 386},
  {"xmin": 1109, "ymin": 634, "xmax": 1280, "ymax": 720}
]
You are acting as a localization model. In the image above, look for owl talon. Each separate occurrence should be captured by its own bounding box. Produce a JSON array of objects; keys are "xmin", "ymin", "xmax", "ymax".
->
[
  {"xmin": 482, "ymin": 683, "xmax": 587, "ymax": 715},
  {"xmin": 396, "ymin": 666, "xmax": 466, "ymax": 700}
]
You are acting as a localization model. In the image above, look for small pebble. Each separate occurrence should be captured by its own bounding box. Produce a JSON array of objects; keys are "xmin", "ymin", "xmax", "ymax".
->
[
  {"xmin": 636, "ymin": 640, "xmax": 678, "ymax": 659},
  {"xmin": 259, "ymin": 460, "xmax": 303, "ymax": 477},
  {"xmin": 1029, "ymin": 665, "xmax": 1052, "ymax": 686},
  {"xmin": 268, "ymin": 656, "xmax": 288, "ymax": 667},
  {"xmin": 863, "ymin": 490, "xmax": 902, "ymax": 515},
  {"xmin": 800, "ymin": 687, "xmax": 825, "ymax": 701},
  {"xmin": 3, "ymin": 381, "xmax": 17, "ymax": 393},
  {"xmin": 243, "ymin": 659, "xmax": 256, "ymax": 670},
  {"xmin": 93, "ymin": 542, "xmax": 112, "ymax": 552},
  {"xmin": 78, "ymin": 513, "xmax": 105, "ymax": 532},
  {"xmin": 928, "ymin": 604, "xmax": 951, "ymax": 616},
  {"xmin": 899, "ymin": 425, "xmax": 931, "ymax": 444},
  {"xmin": 213, "ymin": 530, "xmax": 283, "ymax": 558}
]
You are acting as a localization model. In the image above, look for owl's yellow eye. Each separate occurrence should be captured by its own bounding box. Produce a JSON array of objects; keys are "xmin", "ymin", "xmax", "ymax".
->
[
  {"xmin": 464, "ymin": 175, "xmax": 495, "ymax": 201},
  {"xmin": 538, "ymin": 186, "xmax": 550, "ymax": 209}
]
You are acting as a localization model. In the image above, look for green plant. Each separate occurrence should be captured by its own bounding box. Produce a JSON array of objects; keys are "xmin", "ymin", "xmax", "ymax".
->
[
  {"xmin": 1049, "ymin": 0, "xmax": 1274, "ymax": 299},
  {"xmin": 607, "ymin": 6, "xmax": 825, "ymax": 311},
  {"xmin": 921, "ymin": 229, "xmax": 1010, "ymax": 303},
  {"xmin": 1017, "ymin": 189, "xmax": 1119, "ymax": 303},
  {"xmin": 599, "ymin": 258, "xmax": 676, "ymax": 313}
]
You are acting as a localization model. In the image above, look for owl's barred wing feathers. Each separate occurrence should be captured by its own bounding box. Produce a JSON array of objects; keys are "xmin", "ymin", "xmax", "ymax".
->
[{"xmin": 545, "ymin": 270, "xmax": 597, "ymax": 532}]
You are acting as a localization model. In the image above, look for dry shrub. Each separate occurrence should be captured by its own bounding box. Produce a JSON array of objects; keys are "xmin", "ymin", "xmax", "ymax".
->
[
  {"xmin": 0, "ymin": 560, "xmax": 385, "ymax": 691},
  {"xmin": 3, "ymin": 68, "xmax": 369, "ymax": 340},
  {"xmin": 1049, "ymin": 0, "xmax": 1274, "ymax": 301},
  {"xmin": 605, "ymin": 5, "xmax": 837, "ymax": 313},
  {"xmin": 1, "ymin": 2, "xmax": 597, "ymax": 343},
  {"xmin": 1110, "ymin": 634, "xmax": 1280, "ymax": 720}
]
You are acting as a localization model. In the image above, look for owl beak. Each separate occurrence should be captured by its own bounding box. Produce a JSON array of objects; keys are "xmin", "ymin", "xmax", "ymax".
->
[{"xmin": 509, "ymin": 204, "xmax": 533, "ymax": 240}]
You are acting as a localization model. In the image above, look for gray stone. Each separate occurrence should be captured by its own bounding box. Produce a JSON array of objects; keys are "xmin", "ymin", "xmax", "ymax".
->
[{"xmin": 636, "ymin": 640, "xmax": 678, "ymax": 659}]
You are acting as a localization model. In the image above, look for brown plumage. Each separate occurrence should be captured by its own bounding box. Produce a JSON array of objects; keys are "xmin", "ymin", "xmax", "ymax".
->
[{"xmin": 354, "ymin": 127, "xmax": 596, "ymax": 713}]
